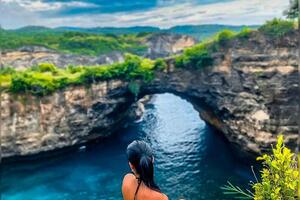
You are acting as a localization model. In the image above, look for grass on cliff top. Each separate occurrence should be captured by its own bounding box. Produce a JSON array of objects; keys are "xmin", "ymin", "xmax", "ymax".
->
[
  {"xmin": 0, "ymin": 54, "xmax": 166, "ymax": 96},
  {"xmin": 174, "ymin": 18, "xmax": 296, "ymax": 69},
  {"xmin": 174, "ymin": 28, "xmax": 252, "ymax": 68}
]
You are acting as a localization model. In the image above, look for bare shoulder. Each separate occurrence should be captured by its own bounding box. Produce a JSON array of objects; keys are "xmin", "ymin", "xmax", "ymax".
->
[
  {"xmin": 123, "ymin": 173, "xmax": 135, "ymax": 182},
  {"xmin": 122, "ymin": 173, "xmax": 137, "ymax": 200},
  {"xmin": 122, "ymin": 173, "xmax": 136, "ymax": 187}
]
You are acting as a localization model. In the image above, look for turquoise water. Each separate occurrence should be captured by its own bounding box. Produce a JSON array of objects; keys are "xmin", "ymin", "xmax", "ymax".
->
[{"xmin": 1, "ymin": 93, "xmax": 256, "ymax": 200}]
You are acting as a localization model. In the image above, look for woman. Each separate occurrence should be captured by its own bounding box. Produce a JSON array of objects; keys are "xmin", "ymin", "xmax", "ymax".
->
[{"xmin": 122, "ymin": 140, "xmax": 168, "ymax": 200}]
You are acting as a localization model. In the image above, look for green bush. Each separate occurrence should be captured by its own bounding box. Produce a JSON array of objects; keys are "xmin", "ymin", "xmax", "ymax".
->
[
  {"xmin": 216, "ymin": 29, "xmax": 236, "ymax": 45},
  {"xmin": 10, "ymin": 72, "xmax": 59, "ymax": 96},
  {"xmin": 259, "ymin": 19, "xmax": 295, "ymax": 37},
  {"xmin": 176, "ymin": 41, "xmax": 214, "ymax": 69},
  {"xmin": 0, "ymin": 67, "xmax": 16, "ymax": 75},
  {"xmin": 121, "ymin": 54, "xmax": 154, "ymax": 82},
  {"xmin": 174, "ymin": 30, "xmax": 236, "ymax": 69},
  {"xmin": 78, "ymin": 65, "xmax": 116, "ymax": 84},
  {"xmin": 67, "ymin": 65, "xmax": 83, "ymax": 74},
  {"xmin": 236, "ymin": 28, "xmax": 253, "ymax": 39},
  {"xmin": 253, "ymin": 135, "xmax": 298, "ymax": 200},
  {"xmin": 33, "ymin": 63, "xmax": 58, "ymax": 73},
  {"xmin": 222, "ymin": 135, "xmax": 299, "ymax": 200},
  {"xmin": 154, "ymin": 58, "xmax": 168, "ymax": 70}
]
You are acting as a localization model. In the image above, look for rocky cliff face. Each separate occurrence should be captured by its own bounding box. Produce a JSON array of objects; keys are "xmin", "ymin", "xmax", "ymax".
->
[
  {"xmin": 0, "ymin": 46, "xmax": 125, "ymax": 70},
  {"xmin": 1, "ymin": 31, "xmax": 298, "ymax": 158},
  {"xmin": 146, "ymin": 31, "xmax": 298, "ymax": 154},
  {"xmin": 144, "ymin": 33, "xmax": 197, "ymax": 59},
  {"xmin": 1, "ymin": 81, "xmax": 134, "ymax": 158}
]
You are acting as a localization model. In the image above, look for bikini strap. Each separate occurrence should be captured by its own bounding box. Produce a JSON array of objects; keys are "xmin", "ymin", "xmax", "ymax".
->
[{"xmin": 134, "ymin": 178, "xmax": 142, "ymax": 200}]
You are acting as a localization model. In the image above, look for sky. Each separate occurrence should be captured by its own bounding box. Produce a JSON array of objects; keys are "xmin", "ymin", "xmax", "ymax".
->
[{"xmin": 0, "ymin": 0, "xmax": 290, "ymax": 29}]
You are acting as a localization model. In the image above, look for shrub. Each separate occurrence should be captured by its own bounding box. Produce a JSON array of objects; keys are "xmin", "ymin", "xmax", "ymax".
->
[
  {"xmin": 174, "ymin": 55, "xmax": 188, "ymax": 68},
  {"xmin": 0, "ymin": 74, "xmax": 12, "ymax": 89},
  {"xmin": 0, "ymin": 67, "xmax": 16, "ymax": 75},
  {"xmin": 222, "ymin": 135, "xmax": 299, "ymax": 200},
  {"xmin": 67, "ymin": 65, "xmax": 83, "ymax": 74},
  {"xmin": 174, "ymin": 30, "xmax": 237, "ymax": 69},
  {"xmin": 259, "ymin": 19, "xmax": 295, "ymax": 37},
  {"xmin": 216, "ymin": 29, "xmax": 236, "ymax": 45},
  {"xmin": 122, "ymin": 54, "xmax": 154, "ymax": 82},
  {"xmin": 79, "ymin": 65, "xmax": 117, "ymax": 84},
  {"xmin": 154, "ymin": 58, "xmax": 168, "ymax": 71},
  {"xmin": 77, "ymin": 55, "xmax": 155, "ymax": 85},
  {"xmin": 180, "ymin": 42, "xmax": 214, "ymax": 69},
  {"xmin": 253, "ymin": 135, "xmax": 298, "ymax": 200},
  {"xmin": 10, "ymin": 72, "xmax": 59, "ymax": 96},
  {"xmin": 236, "ymin": 28, "xmax": 253, "ymax": 39},
  {"xmin": 34, "ymin": 63, "xmax": 58, "ymax": 73},
  {"xmin": 0, "ymin": 67, "xmax": 15, "ymax": 88}
]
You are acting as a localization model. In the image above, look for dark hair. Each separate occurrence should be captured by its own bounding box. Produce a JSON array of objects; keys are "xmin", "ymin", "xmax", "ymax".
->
[{"xmin": 126, "ymin": 140, "xmax": 160, "ymax": 192}]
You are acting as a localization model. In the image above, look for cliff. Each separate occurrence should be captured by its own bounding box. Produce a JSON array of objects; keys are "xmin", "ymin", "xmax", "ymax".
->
[
  {"xmin": 147, "ymin": 30, "xmax": 298, "ymax": 154},
  {"xmin": 144, "ymin": 33, "xmax": 197, "ymax": 59},
  {"xmin": 1, "ymin": 30, "xmax": 298, "ymax": 158}
]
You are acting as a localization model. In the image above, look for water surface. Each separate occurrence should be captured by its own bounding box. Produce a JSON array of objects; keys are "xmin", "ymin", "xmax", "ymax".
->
[{"xmin": 1, "ymin": 93, "xmax": 255, "ymax": 200}]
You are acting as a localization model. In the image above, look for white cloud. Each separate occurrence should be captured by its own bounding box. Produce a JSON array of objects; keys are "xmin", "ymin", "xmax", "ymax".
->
[
  {"xmin": 0, "ymin": 0, "xmax": 290, "ymax": 29},
  {"xmin": 0, "ymin": 1, "xmax": 39, "ymax": 28},
  {"xmin": 1, "ymin": 0, "xmax": 99, "ymax": 12}
]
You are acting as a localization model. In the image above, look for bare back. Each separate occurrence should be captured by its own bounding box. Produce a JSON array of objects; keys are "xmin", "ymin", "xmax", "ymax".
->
[{"xmin": 122, "ymin": 174, "xmax": 168, "ymax": 200}]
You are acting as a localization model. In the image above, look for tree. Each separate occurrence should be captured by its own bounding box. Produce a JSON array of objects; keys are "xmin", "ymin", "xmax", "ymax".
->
[{"xmin": 284, "ymin": 0, "xmax": 299, "ymax": 19}]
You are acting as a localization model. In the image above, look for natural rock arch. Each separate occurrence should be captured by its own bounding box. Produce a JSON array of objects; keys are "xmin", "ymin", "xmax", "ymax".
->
[{"xmin": 1, "ymin": 31, "xmax": 298, "ymax": 159}]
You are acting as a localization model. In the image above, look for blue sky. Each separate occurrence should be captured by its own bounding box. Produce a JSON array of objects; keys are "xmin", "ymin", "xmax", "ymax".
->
[{"xmin": 0, "ymin": 0, "xmax": 289, "ymax": 29}]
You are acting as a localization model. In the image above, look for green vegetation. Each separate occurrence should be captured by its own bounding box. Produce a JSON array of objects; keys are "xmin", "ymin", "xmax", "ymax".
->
[
  {"xmin": 174, "ymin": 29, "xmax": 237, "ymax": 69},
  {"xmin": 236, "ymin": 27, "xmax": 253, "ymax": 39},
  {"xmin": 175, "ymin": 41, "xmax": 213, "ymax": 69},
  {"xmin": 153, "ymin": 58, "xmax": 168, "ymax": 71},
  {"xmin": 259, "ymin": 18, "xmax": 295, "ymax": 37},
  {"xmin": 0, "ymin": 30, "xmax": 147, "ymax": 56},
  {"xmin": 222, "ymin": 135, "xmax": 299, "ymax": 200},
  {"xmin": 0, "ymin": 54, "xmax": 155, "ymax": 96},
  {"xmin": 128, "ymin": 81, "xmax": 141, "ymax": 99},
  {"xmin": 174, "ymin": 18, "xmax": 296, "ymax": 69},
  {"xmin": 216, "ymin": 29, "xmax": 236, "ymax": 45},
  {"xmin": 0, "ymin": 67, "xmax": 16, "ymax": 89}
]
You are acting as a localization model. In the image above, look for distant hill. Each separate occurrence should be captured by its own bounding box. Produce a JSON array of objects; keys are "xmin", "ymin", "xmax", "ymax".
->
[
  {"xmin": 0, "ymin": 24, "xmax": 259, "ymax": 57},
  {"xmin": 0, "ymin": 28, "xmax": 149, "ymax": 56},
  {"xmin": 164, "ymin": 24, "xmax": 259, "ymax": 40},
  {"xmin": 12, "ymin": 26, "xmax": 53, "ymax": 33},
  {"xmin": 55, "ymin": 26, "xmax": 161, "ymax": 35},
  {"xmin": 9, "ymin": 24, "xmax": 259, "ymax": 40}
]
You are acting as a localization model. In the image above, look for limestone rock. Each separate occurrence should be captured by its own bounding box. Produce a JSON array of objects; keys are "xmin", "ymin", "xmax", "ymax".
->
[{"xmin": 1, "ymin": 31, "xmax": 298, "ymax": 158}]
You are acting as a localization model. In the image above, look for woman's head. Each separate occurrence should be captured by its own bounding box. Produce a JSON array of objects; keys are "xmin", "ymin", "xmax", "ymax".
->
[{"xmin": 126, "ymin": 140, "xmax": 160, "ymax": 192}]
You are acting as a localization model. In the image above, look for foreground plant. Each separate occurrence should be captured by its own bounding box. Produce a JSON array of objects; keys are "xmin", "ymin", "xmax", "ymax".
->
[{"xmin": 222, "ymin": 135, "xmax": 299, "ymax": 200}]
